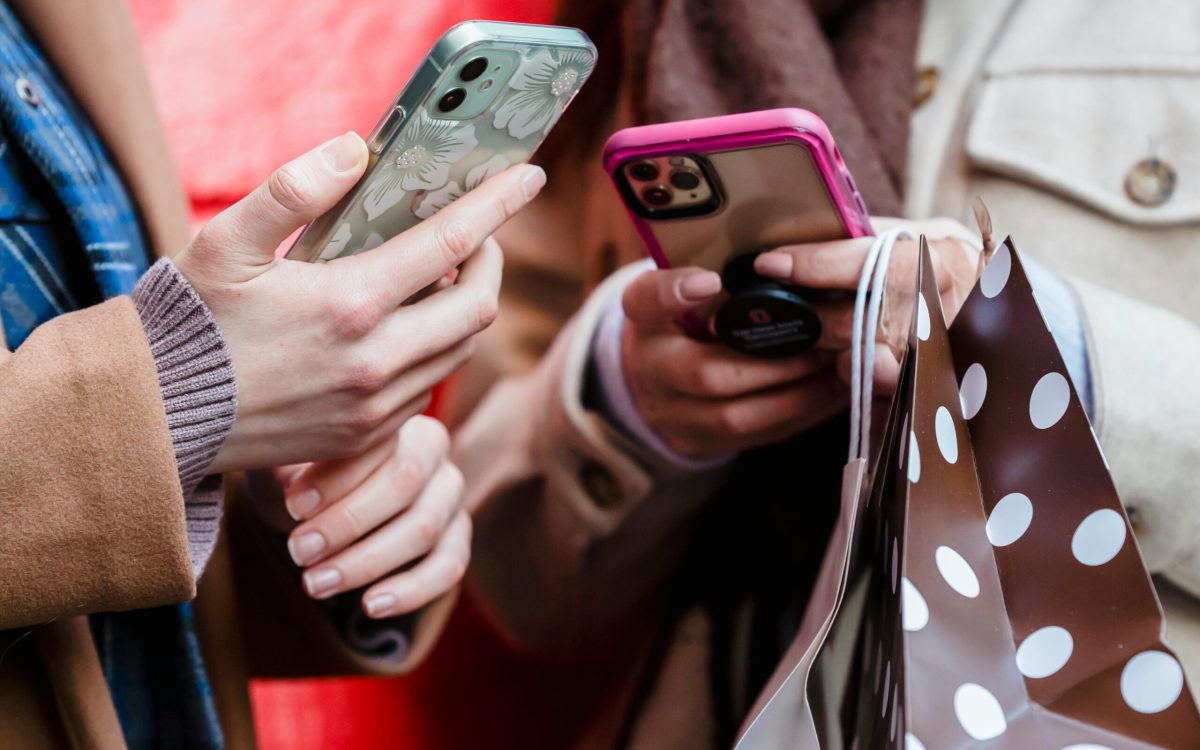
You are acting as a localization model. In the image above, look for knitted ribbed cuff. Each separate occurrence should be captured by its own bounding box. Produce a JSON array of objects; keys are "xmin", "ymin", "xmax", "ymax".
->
[{"xmin": 133, "ymin": 258, "xmax": 238, "ymax": 577}]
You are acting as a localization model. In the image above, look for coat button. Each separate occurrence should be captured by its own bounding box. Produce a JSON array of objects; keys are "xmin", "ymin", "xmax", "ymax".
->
[
  {"xmin": 579, "ymin": 461, "xmax": 621, "ymax": 509},
  {"xmin": 1124, "ymin": 158, "xmax": 1176, "ymax": 207},
  {"xmin": 14, "ymin": 77, "xmax": 39, "ymax": 107},
  {"xmin": 913, "ymin": 66, "xmax": 939, "ymax": 107}
]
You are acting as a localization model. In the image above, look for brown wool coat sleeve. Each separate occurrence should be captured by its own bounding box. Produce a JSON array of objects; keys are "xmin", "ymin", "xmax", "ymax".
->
[{"xmin": 0, "ymin": 298, "xmax": 194, "ymax": 630}]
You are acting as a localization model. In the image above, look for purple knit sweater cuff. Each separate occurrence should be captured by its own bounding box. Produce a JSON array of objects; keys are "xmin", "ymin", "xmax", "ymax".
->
[{"xmin": 133, "ymin": 259, "xmax": 238, "ymax": 578}]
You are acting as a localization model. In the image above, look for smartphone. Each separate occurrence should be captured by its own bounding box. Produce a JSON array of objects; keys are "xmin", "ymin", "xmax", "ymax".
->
[
  {"xmin": 288, "ymin": 21, "xmax": 596, "ymax": 262},
  {"xmin": 604, "ymin": 109, "xmax": 872, "ymax": 351}
]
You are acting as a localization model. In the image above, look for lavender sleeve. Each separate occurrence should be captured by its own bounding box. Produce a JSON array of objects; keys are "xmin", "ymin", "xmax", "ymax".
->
[{"xmin": 133, "ymin": 259, "xmax": 238, "ymax": 578}]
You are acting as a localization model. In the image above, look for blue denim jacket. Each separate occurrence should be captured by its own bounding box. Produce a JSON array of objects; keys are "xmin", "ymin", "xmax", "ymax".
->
[{"xmin": 0, "ymin": 3, "xmax": 222, "ymax": 747}]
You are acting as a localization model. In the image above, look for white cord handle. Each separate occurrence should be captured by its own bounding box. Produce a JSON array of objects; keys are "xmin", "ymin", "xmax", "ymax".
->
[{"xmin": 849, "ymin": 228, "xmax": 915, "ymax": 462}]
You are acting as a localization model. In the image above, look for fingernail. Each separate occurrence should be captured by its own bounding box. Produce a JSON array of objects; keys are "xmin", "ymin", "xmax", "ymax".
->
[
  {"xmin": 303, "ymin": 567, "xmax": 342, "ymax": 598},
  {"xmin": 754, "ymin": 252, "xmax": 794, "ymax": 279},
  {"xmin": 364, "ymin": 593, "xmax": 398, "ymax": 618},
  {"xmin": 678, "ymin": 271, "xmax": 722, "ymax": 302},
  {"xmin": 286, "ymin": 488, "xmax": 321, "ymax": 521},
  {"xmin": 521, "ymin": 165, "xmax": 547, "ymax": 200},
  {"xmin": 321, "ymin": 132, "xmax": 364, "ymax": 173},
  {"xmin": 288, "ymin": 531, "xmax": 327, "ymax": 566}
]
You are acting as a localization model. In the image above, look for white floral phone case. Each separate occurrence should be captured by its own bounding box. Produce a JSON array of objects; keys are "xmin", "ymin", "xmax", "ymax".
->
[{"xmin": 288, "ymin": 22, "xmax": 596, "ymax": 262}]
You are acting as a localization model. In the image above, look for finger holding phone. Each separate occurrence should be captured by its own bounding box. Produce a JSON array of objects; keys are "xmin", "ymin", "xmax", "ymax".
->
[
  {"xmin": 183, "ymin": 20, "xmax": 597, "ymax": 617},
  {"xmin": 753, "ymin": 223, "xmax": 980, "ymax": 396},
  {"xmin": 618, "ymin": 266, "xmax": 848, "ymax": 460},
  {"xmin": 178, "ymin": 133, "xmax": 545, "ymax": 473},
  {"xmin": 602, "ymin": 110, "xmax": 864, "ymax": 460},
  {"xmin": 188, "ymin": 21, "xmax": 595, "ymax": 473},
  {"xmin": 603, "ymin": 110, "xmax": 977, "ymax": 461}
]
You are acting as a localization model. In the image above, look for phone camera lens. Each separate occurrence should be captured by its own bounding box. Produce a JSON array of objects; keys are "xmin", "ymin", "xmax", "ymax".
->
[
  {"xmin": 629, "ymin": 160, "xmax": 660, "ymax": 181},
  {"xmin": 669, "ymin": 169, "xmax": 701, "ymax": 190},
  {"xmin": 460, "ymin": 57, "xmax": 489, "ymax": 82},
  {"xmin": 642, "ymin": 185, "xmax": 673, "ymax": 207},
  {"xmin": 437, "ymin": 88, "xmax": 467, "ymax": 113}
]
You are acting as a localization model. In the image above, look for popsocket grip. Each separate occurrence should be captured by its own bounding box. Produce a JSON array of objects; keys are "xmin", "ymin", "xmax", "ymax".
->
[{"xmin": 713, "ymin": 252, "xmax": 822, "ymax": 358}]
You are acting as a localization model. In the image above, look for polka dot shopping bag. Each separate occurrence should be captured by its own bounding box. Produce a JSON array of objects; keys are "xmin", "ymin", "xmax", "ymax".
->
[{"xmin": 735, "ymin": 234, "xmax": 1200, "ymax": 749}]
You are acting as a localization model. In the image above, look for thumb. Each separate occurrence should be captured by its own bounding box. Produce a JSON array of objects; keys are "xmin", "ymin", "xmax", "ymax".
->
[
  {"xmin": 191, "ymin": 132, "xmax": 369, "ymax": 274},
  {"xmin": 622, "ymin": 266, "xmax": 722, "ymax": 329}
]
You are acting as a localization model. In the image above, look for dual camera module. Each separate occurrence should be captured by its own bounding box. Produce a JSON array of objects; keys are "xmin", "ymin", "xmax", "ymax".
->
[
  {"xmin": 429, "ymin": 50, "xmax": 520, "ymax": 121},
  {"xmin": 624, "ymin": 156, "xmax": 716, "ymax": 215},
  {"xmin": 437, "ymin": 56, "xmax": 492, "ymax": 114}
]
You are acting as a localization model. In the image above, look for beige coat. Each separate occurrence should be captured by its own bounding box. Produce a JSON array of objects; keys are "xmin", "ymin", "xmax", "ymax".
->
[
  {"xmin": 453, "ymin": 0, "xmax": 1200, "ymax": 745},
  {"xmin": 0, "ymin": 2, "xmax": 449, "ymax": 747}
]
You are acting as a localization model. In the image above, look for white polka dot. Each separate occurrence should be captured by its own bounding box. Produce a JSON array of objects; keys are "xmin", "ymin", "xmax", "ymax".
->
[
  {"xmin": 980, "ymin": 242, "xmax": 1011, "ymax": 298},
  {"xmin": 917, "ymin": 293, "xmax": 931, "ymax": 340},
  {"xmin": 1061, "ymin": 744, "xmax": 1114, "ymax": 750},
  {"xmin": 986, "ymin": 493, "xmax": 1033, "ymax": 547},
  {"xmin": 1121, "ymin": 651, "xmax": 1184, "ymax": 713},
  {"xmin": 907, "ymin": 430, "xmax": 921, "ymax": 483},
  {"xmin": 954, "ymin": 683, "xmax": 1007, "ymax": 740},
  {"xmin": 906, "ymin": 733, "xmax": 927, "ymax": 750},
  {"xmin": 1016, "ymin": 626, "xmax": 1074, "ymax": 678},
  {"xmin": 1071, "ymin": 509, "xmax": 1127, "ymax": 566},
  {"xmin": 935, "ymin": 406, "xmax": 958, "ymax": 463},
  {"xmin": 901, "ymin": 577, "xmax": 929, "ymax": 632},
  {"xmin": 936, "ymin": 546, "xmax": 980, "ymax": 598},
  {"xmin": 959, "ymin": 363, "xmax": 987, "ymax": 419},
  {"xmin": 1030, "ymin": 372, "xmax": 1071, "ymax": 429}
]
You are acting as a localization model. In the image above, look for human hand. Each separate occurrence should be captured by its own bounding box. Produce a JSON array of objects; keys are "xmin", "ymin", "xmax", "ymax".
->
[
  {"xmin": 753, "ymin": 220, "xmax": 978, "ymax": 395},
  {"xmin": 175, "ymin": 132, "xmax": 546, "ymax": 472},
  {"xmin": 618, "ymin": 267, "xmax": 847, "ymax": 461},
  {"xmin": 280, "ymin": 415, "xmax": 469, "ymax": 618}
]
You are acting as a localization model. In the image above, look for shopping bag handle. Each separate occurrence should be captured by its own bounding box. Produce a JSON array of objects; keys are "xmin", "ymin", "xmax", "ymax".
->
[{"xmin": 849, "ymin": 227, "xmax": 916, "ymax": 463}]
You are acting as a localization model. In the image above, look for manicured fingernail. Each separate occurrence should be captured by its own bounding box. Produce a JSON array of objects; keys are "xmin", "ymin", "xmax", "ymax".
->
[
  {"xmin": 364, "ymin": 593, "xmax": 398, "ymax": 618},
  {"xmin": 678, "ymin": 271, "xmax": 722, "ymax": 302},
  {"xmin": 286, "ymin": 488, "xmax": 321, "ymax": 521},
  {"xmin": 303, "ymin": 568, "xmax": 342, "ymax": 598},
  {"xmin": 321, "ymin": 132, "xmax": 364, "ymax": 173},
  {"xmin": 288, "ymin": 531, "xmax": 327, "ymax": 566},
  {"xmin": 521, "ymin": 165, "xmax": 547, "ymax": 200},
  {"xmin": 754, "ymin": 252, "xmax": 794, "ymax": 279}
]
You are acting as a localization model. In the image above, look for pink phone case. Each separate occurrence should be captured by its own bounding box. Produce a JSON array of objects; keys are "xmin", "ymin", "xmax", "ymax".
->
[{"xmin": 603, "ymin": 108, "xmax": 873, "ymax": 271}]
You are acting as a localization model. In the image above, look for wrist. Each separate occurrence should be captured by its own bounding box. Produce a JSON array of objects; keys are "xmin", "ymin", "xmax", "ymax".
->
[
  {"xmin": 133, "ymin": 258, "xmax": 238, "ymax": 575},
  {"xmin": 133, "ymin": 259, "xmax": 238, "ymax": 488}
]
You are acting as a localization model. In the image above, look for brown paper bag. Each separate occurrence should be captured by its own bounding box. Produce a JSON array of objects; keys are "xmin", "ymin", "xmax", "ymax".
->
[{"xmin": 738, "ymin": 237, "xmax": 1200, "ymax": 749}]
